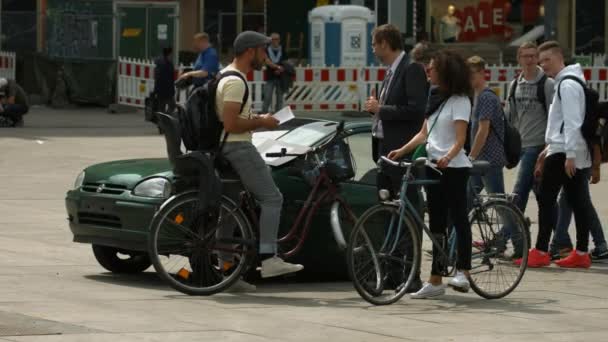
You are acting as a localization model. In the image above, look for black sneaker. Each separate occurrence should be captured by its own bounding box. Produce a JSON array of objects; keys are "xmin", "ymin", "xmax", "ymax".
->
[{"xmin": 591, "ymin": 247, "xmax": 608, "ymax": 261}]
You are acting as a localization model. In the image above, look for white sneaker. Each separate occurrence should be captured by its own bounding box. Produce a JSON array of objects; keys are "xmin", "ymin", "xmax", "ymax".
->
[
  {"xmin": 226, "ymin": 278, "xmax": 256, "ymax": 293},
  {"xmin": 410, "ymin": 282, "xmax": 446, "ymax": 299},
  {"xmin": 448, "ymin": 271, "xmax": 470, "ymax": 293},
  {"xmin": 260, "ymin": 256, "xmax": 304, "ymax": 278}
]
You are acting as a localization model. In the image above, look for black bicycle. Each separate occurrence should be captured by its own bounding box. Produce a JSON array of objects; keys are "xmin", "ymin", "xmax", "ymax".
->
[{"xmin": 347, "ymin": 157, "xmax": 529, "ymax": 305}]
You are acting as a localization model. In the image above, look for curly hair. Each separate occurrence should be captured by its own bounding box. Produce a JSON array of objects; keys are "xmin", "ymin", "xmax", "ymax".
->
[{"xmin": 432, "ymin": 50, "xmax": 473, "ymax": 98}]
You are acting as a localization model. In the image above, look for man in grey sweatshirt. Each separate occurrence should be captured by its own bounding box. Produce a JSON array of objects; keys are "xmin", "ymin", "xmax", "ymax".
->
[{"xmin": 505, "ymin": 42, "xmax": 554, "ymax": 220}]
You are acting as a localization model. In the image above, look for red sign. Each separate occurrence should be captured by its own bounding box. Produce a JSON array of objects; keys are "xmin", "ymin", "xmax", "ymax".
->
[{"xmin": 455, "ymin": 0, "xmax": 514, "ymax": 42}]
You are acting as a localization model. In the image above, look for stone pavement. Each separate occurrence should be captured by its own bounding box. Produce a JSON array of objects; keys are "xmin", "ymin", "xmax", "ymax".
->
[{"xmin": 0, "ymin": 106, "xmax": 607, "ymax": 342}]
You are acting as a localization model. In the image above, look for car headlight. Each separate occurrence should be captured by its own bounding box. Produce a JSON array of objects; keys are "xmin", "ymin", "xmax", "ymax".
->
[
  {"xmin": 133, "ymin": 177, "xmax": 171, "ymax": 198},
  {"xmin": 74, "ymin": 171, "xmax": 85, "ymax": 189}
]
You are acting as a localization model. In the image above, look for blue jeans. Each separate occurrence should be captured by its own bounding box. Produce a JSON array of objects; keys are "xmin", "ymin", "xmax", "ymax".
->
[
  {"xmin": 469, "ymin": 166, "xmax": 505, "ymax": 195},
  {"xmin": 550, "ymin": 168, "xmax": 607, "ymax": 252},
  {"xmin": 262, "ymin": 79, "xmax": 285, "ymax": 113},
  {"xmin": 498, "ymin": 146, "xmax": 543, "ymax": 252},
  {"xmin": 468, "ymin": 165, "xmax": 505, "ymax": 212},
  {"xmin": 512, "ymin": 146, "xmax": 545, "ymax": 212}
]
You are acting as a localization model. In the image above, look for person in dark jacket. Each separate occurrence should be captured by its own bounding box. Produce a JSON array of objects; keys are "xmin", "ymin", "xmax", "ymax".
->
[
  {"xmin": 153, "ymin": 47, "xmax": 176, "ymax": 114},
  {"xmin": 0, "ymin": 78, "xmax": 29, "ymax": 127},
  {"xmin": 365, "ymin": 24, "xmax": 429, "ymax": 197},
  {"xmin": 262, "ymin": 33, "xmax": 289, "ymax": 112},
  {"xmin": 364, "ymin": 24, "xmax": 429, "ymax": 293}
]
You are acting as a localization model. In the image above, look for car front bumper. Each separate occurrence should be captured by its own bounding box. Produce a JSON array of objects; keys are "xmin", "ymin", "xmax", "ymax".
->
[{"xmin": 65, "ymin": 189, "xmax": 165, "ymax": 252}]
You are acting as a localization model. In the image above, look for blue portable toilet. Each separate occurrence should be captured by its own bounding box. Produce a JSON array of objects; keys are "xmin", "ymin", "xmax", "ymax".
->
[{"xmin": 308, "ymin": 5, "xmax": 375, "ymax": 67}]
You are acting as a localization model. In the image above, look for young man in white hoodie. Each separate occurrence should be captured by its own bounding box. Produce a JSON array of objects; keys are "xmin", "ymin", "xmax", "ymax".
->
[{"xmin": 515, "ymin": 41, "xmax": 597, "ymax": 268}]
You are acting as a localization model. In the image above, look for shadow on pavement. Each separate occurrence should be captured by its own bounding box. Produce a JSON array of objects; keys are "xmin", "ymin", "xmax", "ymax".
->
[{"xmin": 84, "ymin": 272, "xmax": 170, "ymax": 291}]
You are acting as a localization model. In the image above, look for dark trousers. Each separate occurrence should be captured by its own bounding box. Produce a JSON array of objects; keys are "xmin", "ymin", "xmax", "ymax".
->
[
  {"xmin": 426, "ymin": 167, "xmax": 471, "ymax": 275},
  {"xmin": 537, "ymin": 153, "xmax": 593, "ymax": 252},
  {"xmin": 1, "ymin": 104, "xmax": 28, "ymax": 122}
]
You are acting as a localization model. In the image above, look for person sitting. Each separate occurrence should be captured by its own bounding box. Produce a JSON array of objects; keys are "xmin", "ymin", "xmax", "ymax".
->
[{"xmin": 0, "ymin": 78, "xmax": 29, "ymax": 127}]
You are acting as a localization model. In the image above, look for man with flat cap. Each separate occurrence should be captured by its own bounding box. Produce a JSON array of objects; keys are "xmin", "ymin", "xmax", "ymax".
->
[{"xmin": 215, "ymin": 31, "xmax": 304, "ymax": 292}]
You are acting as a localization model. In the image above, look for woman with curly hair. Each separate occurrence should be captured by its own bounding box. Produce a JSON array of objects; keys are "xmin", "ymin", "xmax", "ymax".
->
[{"xmin": 388, "ymin": 50, "xmax": 474, "ymax": 299}]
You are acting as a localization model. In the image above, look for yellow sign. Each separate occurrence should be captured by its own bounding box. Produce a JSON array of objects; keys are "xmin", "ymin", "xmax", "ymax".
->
[
  {"xmin": 317, "ymin": 0, "xmax": 330, "ymax": 6},
  {"xmin": 139, "ymin": 81, "xmax": 147, "ymax": 93},
  {"xmin": 122, "ymin": 28, "xmax": 142, "ymax": 38}
]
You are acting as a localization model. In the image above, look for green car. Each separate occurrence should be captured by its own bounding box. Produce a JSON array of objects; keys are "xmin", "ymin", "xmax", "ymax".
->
[{"xmin": 65, "ymin": 119, "xmax": 378, "ymax": 279}]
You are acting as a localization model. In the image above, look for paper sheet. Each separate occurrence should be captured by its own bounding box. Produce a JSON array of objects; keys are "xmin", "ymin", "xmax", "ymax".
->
[
  {"xmin": 255, "ymin": 138, "xmax": 310, "ymax": 167},
  {"xmin": 272, "ymin": 106, "xmax": 295, "ymax": 125}
]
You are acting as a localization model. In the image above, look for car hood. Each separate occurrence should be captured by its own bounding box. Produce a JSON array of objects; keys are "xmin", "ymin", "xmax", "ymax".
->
[{"xmin": 83, "ymin": 158, "xmax": 173, "ymax": 189}]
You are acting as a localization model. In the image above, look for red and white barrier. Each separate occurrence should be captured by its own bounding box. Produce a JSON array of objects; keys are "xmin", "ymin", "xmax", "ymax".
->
[
  {"xmin": 117, "ymin": 57, "xmax": 608, "ymax": 112},
  {"xmin": 0, "ymin": 51, "xmax": 16, "ymax": 81}
]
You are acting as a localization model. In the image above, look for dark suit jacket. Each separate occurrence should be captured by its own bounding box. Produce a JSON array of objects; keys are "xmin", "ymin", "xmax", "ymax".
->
[
  {"xmin": 373, "ymin": 55, "xmax": 429, "ymax": 198},
  {"xmin": 376, "ymin": 56, "xmax": 429, "ymax": 157}
]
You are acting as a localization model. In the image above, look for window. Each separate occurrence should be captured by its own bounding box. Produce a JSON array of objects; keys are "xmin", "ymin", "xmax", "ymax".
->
[{"xmin": 344, "ymin": 131, "xmax": 376, "ymax": 185}]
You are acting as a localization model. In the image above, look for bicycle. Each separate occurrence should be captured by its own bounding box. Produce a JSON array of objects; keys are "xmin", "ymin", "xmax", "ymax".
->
[
  {"xmin": 148, "ymin": 115, "xmax": 359, "ymax": 295},
  {"xmin": 346, "ymin": 157, "xmax": 529, "ymax": 305}
]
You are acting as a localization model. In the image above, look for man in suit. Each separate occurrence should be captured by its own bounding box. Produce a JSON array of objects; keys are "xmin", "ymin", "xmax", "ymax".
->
[
  {"xmin": 365, "ymin": 24, "xmax": 429, "ymax": 198},
  {"xmin": 365, "ymin": 24, "xmax": 429, "ymax": 292}
]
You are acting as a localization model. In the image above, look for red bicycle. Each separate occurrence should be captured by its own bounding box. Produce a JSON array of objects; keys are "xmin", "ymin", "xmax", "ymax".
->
[{"xmin": 148, "ymin": 119, "xmax": 358, "ymax": 295}]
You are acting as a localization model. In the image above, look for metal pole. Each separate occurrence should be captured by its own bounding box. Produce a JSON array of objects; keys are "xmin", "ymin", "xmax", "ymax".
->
[
  {"xmin": 236, "ymin": 0, "xmax": 243, "ymax": 34},
  {"xmin": 375, "ymin": 0, "xmax": 378, "ymax": 26},
  {"xmin": 200, "ymin": 0, "xmax": 205, "ymax": 32},
  {"xmin": 605, "ymin": 0, "xmax": 608, "ymax": 55}
]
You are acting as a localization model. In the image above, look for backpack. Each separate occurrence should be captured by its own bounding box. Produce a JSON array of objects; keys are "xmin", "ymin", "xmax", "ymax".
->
[
  {"xmin": 557, "ymin": 75, "xmax": 604, "ymax": 161},
  {"xmin": 484, "ymin": 89, "xmax": 522, "ymax": 169},
  {"xmin": 177, "ymin": 71, "xmax": 249, "ymax": 152},
  {"xmin": 508, "ymin": 74, "xmax": 548, "ymax": 114}
]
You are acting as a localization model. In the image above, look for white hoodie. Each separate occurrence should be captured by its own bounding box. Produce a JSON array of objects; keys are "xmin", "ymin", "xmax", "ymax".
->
[{"xmin": 546, "ymin": 63, "xmax": 591, "ymax": 169}]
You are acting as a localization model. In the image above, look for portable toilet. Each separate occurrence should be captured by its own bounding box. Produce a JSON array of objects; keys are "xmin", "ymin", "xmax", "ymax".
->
[{"xmin": 308, "ymin": 5, "xmax": 375, "ymax": 66}]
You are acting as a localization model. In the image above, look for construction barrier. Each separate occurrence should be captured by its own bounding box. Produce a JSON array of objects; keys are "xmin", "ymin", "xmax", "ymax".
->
[
  {"xmin": 117, "ymin": 57, "xmax": 608, "ymax": 112},
  {"xmin": 0, "ymin": 51, "xmax": 16, "ymax": 80}
]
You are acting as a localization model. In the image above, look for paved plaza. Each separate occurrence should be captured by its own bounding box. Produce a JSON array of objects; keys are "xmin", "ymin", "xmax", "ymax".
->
[{"xmin": 1, "ymin": 107, "xmax": 607, "ymax": 341}]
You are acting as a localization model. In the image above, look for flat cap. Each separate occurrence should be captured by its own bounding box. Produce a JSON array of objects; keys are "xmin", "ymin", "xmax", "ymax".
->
[{"xmin": 234, "ymin": 31, "xmax": 271, "ymax": 54}]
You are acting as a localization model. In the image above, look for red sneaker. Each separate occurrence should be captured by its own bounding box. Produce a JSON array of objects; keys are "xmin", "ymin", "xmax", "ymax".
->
[
  {"xmin": 554, "ymin": 250, "xmax": 591, "ymax": 268},
  {"xmin": 514, "ymin": 248, "xmax": 551, "ymax": 268}
]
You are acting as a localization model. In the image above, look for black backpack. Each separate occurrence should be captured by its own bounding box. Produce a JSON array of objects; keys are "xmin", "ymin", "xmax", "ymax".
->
[
  {"xmin": 508, "ymin": 74, "xmax": 548, "ymax": 114},
  {"xmin": 485, "ymin": 89, "xmax": 522, "ymax": 169},
  {"xmin": 557, "ymin": 76, "xmax": 601, "ymax": 158},
  {"xmin": 177, "ymin": 71, "xmax": 249, "ymax": 152}
]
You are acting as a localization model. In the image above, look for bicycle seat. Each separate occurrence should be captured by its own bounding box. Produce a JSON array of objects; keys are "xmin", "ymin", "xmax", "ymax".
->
[{"xmin": 470, "ymin": 160, "xmax": 491, "ymax": 176}]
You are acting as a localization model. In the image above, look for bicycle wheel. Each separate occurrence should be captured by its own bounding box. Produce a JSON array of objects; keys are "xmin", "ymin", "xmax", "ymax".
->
[
  {"xmin": 468, "ymin": 199, "xmax": 529, "ymax": 299},
  {"xmin": 148, "ymin": 192, "xmax": 255, "ymax": 296},
  {"xmin": 347, "ymin": 203, "xmax": 420, "ymax": 305}
]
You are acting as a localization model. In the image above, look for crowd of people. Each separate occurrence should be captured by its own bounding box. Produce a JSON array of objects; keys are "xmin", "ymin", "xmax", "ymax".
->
[
  {"xmin": 150, "ymin": 26, "xmax": 605, "ymax": 296},
  {"xmin": 367, "ymin": 24, "xmax": 605, "ymax": 299}
]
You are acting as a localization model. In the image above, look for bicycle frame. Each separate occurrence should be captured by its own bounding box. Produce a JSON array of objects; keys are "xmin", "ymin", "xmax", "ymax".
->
[
  {"xmin": 384, "ymin": 163, "xmax": 452, "ymax": 266},
  {"xmin": 239, "ymin": 132, "xmax": 358, "ymax": 259}
]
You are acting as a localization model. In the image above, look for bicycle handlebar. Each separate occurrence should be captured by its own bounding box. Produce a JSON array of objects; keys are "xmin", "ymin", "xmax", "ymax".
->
[{"xmin": 379, "ymin": 156, "xmax": 443, "ymax": 176}]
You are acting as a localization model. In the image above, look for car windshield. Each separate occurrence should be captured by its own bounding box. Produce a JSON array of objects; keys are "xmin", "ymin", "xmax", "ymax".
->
[{"xmin": 277, "ymin": 121, "xmax": 338, "ymax": 147}]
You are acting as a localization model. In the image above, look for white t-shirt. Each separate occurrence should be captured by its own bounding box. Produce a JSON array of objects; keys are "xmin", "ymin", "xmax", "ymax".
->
[
  {"xmin": 426, "ymin": 95, "xmax": 472, "ymax": 168},
  {"xmin": 215, "ymin": 65, "xmax": 253, "ymax": 142}
]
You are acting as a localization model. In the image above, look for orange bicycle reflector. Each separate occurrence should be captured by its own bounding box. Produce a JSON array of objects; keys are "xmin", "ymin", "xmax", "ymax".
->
[
  {"xmin": 177, "ymin": 268, "xmax": 190, "ymax": 280},
  {"xmin": 222, "ymin": 261, "xmax": 234, "ymax": 272},
  {"xmin": 174, "ymin": 213, "xmax": 184, "ymax": 224}
]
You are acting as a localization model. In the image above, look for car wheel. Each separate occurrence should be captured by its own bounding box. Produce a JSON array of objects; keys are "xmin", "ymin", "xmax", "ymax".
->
[{"xmin": 92, "ymin": 245, "xmax": 152, "ymax": 274}]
